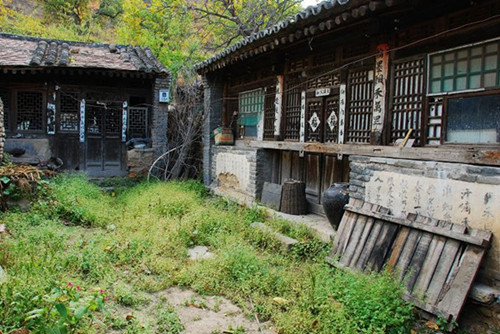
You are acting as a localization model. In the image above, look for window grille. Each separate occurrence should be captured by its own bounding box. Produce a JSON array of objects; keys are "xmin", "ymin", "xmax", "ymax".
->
[
  {"xmin": 305, "ymin": 99, "xmax": 322, "ymax": 142},
  {"xmin": 346, "ymin": 68, "xmax": 373, "ymax": 143},
  {"xmin": 128, "ymin": 107, "xmax": 148, "ymax": 138},
  {"xmin": 59, "ymin": 92, "xmax": 79, "ymax": 132},
  {"xmin": 283, "ymin": 82, "xmax": 302, "ymax": 140},
  {"xmin": 307, "ymin": 72, "xmax": 341, "ymax": 89},
  {"xmin": 390, "ymin": 58, "xmax": 425, "ymax": 143},
  {"xmin": 0, "ymin": 90, "xmax": 10, "ymax": 130},
  {"xmin": 429, "ymin": 39, "xmax": 500, "ymax": 94},
  {"xmin": 17, "ymin": 91, "xmax": 43, "ymax": 131},
  {"xmin": 86, "ymin": 105, "xmax": 102, "ymax": 134},
  {"xmin": 324, "ymin": 97, "xmax": 339, "ymax": 143},
  {"xmin": 426, "ymin": 96, "xmax": 443, "ymax": 145},
  {"xmin": 263, "ymin": 86, "xmax": 276, "ymax": 140},
  {"xmin": 105, "ymin": 107, "xmax": 121, "ymax": 135}
]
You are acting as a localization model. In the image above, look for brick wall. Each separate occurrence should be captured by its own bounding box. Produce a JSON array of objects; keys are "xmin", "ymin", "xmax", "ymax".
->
[
  {"xmin": 151, "ymin": 76, "xmax": 170, "ymax": 160},
  {"xmin": 202, "ymin": 74, "xmax": 224, "ymax": 186},
  {"xmin": 348, "ymin": 155, "xmax": 500, "ymax": 287}
]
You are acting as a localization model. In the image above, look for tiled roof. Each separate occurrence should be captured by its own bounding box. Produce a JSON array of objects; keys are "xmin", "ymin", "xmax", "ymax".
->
[
  {"xmin": 0, "ymin": 33, "xmax": 169, "ymax": 74},
  {"xmin": 195, "ymin": 0, "xmax": 358, "ymax": 71}
]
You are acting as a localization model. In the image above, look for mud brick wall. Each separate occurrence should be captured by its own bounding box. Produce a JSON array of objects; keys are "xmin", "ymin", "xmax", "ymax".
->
[{"xmin": 211, "ymin": 145, "xmax": 272, "ymax": 200}]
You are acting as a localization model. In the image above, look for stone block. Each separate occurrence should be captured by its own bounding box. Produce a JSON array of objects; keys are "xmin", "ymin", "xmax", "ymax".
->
[
  {"xmin": 251, "ymin": 222, "xmax": 298, "ymax": 250},
  {"xmin": 470, "ymin": 283, "xmax": 500, "ymax": 304}
]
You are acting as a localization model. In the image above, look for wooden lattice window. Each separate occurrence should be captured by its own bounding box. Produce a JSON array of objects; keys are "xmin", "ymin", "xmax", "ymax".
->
[
  {"xmin": 128, "ymin": 107, "xmax": 148, "ymax": 138},
  {"xmin": 59, "ymin": 92, "xmax": 79, "ymax": 132},
  {"xmin": 390, "ymin": 57, "xmax": 425, "ymax": 143},
  {"xmin": 283, "ymin": 81, "xmax": 302, "ymax": 140},
  {"xmin": 307, "ymin": 72, "xmax": 341, "ymax": 90},
  {"xmin": 105, "ymin": 107, "xmax": 121, "ymax": 135},
  {"xmin": 429, "ymin": 39, "xmax": 500, "ymax": 94},
  {"xmin": 17, "ymin": 91, "xmax": 43, "ymax": 131},
  {"xmin": 324, "ymin": 97, "xmax": 339, "ymax": 143},
  {"xmin": 263, "ymin": 86, "xmax": 276, "ymax": 140},
  {"xmin": 346, "ymin": 68, "xmax": 374, "ymax": 143},
  {"xmin": 305, "ymin": 98, "xmax": 322, "ymax": 142},
  {"xmin": 0, "ymin": 89, "xmax": 10, "ymax": 131},
  {"xmin": 426, "ymin": 96, "xmax": 443, "ymax": 145}
]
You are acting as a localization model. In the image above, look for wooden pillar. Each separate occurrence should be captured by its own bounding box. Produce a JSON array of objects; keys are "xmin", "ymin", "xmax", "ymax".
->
[
  {"xmin": 274, "ymin": 75, "xmax": 284, "ymax": 139},
  {"xmin": 0, "ymin": 98, "xmax": 4, "ymax": 159},
  {"xmin": 371, "ymin": 43, "xmax": 389, "ymax": 145}
]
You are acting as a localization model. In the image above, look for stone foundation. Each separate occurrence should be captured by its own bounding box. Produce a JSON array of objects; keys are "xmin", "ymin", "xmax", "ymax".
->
[{"xmin": 127, "ymin": 148, "xmax": 154, "ymax": 174}]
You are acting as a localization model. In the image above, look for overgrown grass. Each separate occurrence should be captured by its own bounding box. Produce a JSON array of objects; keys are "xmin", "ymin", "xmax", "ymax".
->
[{"xmin": 0, "ymin": 174, "xmax": 414, "ymax": 333}]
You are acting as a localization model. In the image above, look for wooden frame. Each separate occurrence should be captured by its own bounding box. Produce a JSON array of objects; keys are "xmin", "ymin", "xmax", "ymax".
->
[{"xmin": 440, "ymin": 88, "xmax": 500, "ymax": 145}]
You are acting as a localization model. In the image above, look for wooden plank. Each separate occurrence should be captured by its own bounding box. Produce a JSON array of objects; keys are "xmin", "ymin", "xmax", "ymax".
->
[
  {"xmin": 412, "ymin": 220, "xmax": 453, "ymax": 298},
  {"xmin": 436, "ymin": 229, "xmax": 493, "ymax": 320},
  {"xmin": 345, "ymin": 206, "xmax": 492, "ymax": 247},
  {"xmin": 405, "ymin": 217, "xmax": 439, "ymax": 292},
  {"xmin": 386, "ymin": 226, "xmax": 409, "ymax": 270},
  {"xmin": 245, "ymin": 140, "xmax": 500, "ymax": 166},
  {"xmin": 365, "ymin": 208, "xmax": 399, "ymax": 272},
  {"xmin": 280, "ymin": 151, "xmax": 292, "ymax": 183},
  {"xmin": 339, "ymin": 202, "xmax": 373, "ymax": 267},
  {"xmin": 354, "ymin": 206, "xmax": 384, "ymax": 271},
  {"xmin": 396, "ymin": 216, "xmax": 424, "ymax": 283},
  {"xmin": 425, "ymin": 223, "xmax": 467, "ymax": 305},
  {"xmin": 350, "ymin": 208, "xmax": 377, "ymax": 267},
  {"xmin": 330, "ymin": 199, "xmax": 362, "ymax": 256}
]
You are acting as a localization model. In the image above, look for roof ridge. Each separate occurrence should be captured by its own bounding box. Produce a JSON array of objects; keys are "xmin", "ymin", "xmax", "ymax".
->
[{"xmin": 0, "ymin": 32, "xmax": 132, "ymax": 50}]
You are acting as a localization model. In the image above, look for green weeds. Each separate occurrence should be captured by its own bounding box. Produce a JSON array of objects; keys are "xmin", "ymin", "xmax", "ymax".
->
[{"xmin": 0, "ymin": 175, "xmax": 414, "ymax": 333}]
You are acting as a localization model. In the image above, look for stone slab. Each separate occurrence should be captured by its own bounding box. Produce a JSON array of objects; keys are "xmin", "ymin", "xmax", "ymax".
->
[
  {"xmin": 261, "ymin": 182, "xmax": 282, "ymax": 211},
  {"xmin": 251, "ymin": 222, "xmax": 298, "ymax": 250}
]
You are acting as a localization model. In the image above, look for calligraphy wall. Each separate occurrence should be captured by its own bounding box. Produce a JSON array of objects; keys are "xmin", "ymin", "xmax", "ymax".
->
[{"xmin": 349, "ymin": 155, "xmax": 500, "ymax": 284}]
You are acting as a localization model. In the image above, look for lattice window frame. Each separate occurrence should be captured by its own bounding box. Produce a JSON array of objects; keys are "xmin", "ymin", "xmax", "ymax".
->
[
  {"xmin": 263, "ymin": 85, "xmax": 276, "ymax": 140},
  {"xmin": 16, "ymin": 90, "xmax": 44, "ymax": 132},
  {"xmin": 346, "ymin": 67, "xmax": 374, "ymax": 143},
  {"xmin": 128, "ymin": 107, "xmax": 149, "ymax": 139},
  {"xmin": 324, "ymin": 96, "xmax": 339, "ymax": 143},
  {"xmin": 283, "ymin": 79, "xmax": 304, "ymax": 141},
  {"xmin": 0, "ymin": 89, "xmax": 10, "ymax": 132},
  {"xmin": 428, "ymin": 38, "xmax": 500, "ymax": 95},
  {"xmin": 389, "ymin": 56, "xmax": 426, "ymax": 144},
  {"xmin": 58, "ymin": 92, "xmax": 80, "ymax": 132}
]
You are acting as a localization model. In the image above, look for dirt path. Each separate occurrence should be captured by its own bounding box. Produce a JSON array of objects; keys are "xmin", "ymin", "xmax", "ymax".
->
[{"xmin": 109, "ymin": 286, "xmax": 276, "ymax": 334}]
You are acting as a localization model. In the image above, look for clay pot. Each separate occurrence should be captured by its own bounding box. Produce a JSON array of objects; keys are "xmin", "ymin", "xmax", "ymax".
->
[{"xmin": 322, "ymin": 183, "xmax": 349, "ymax": 230}]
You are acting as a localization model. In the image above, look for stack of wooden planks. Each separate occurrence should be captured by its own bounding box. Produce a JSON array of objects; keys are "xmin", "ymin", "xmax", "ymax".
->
[{"xmin": 327, "ymin": 199, "xmax": 493, "ymax": 324}]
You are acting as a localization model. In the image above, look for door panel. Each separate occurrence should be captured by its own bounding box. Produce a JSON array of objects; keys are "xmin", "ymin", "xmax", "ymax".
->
[{"xmin": 85, "ymin": 102, "xmax": 124, "ymax": 175}]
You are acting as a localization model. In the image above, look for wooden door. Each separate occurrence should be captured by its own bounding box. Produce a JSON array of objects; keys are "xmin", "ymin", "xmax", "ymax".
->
[{"xmin": 85, "ymin": 102, "xmax": 124, "ymax": 176}]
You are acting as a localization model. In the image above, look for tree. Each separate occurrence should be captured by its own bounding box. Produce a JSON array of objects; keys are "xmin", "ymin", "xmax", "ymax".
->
[{"xmin": 186, "ymin": 0, "xmax": 302, "ymax": 50}]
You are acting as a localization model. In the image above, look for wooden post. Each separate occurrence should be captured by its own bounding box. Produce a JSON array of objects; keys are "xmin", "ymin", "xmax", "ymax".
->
[
  {"xmin": 0, "ymin": 98, "xmax": 4, "ymax": 160},
  {"xmin": 280, "ymin": 180, "xmax": 308, "ymax": 215}
]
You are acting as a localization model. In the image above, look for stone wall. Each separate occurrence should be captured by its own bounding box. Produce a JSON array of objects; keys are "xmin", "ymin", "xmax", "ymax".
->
[
  {"xmin": 127, "ymin": 148, "xmax": 154, "ymax": 175},
  {"xmin": 211, "ymin": 145, "xmax": 273, "ymax": 201},
  {"xmin": 151, "ymin": 76, "xmax": 170, "ymax": 160},
  {"xmin": 349, "ymin": 155, "xmax": 500, "ymax": 287}
]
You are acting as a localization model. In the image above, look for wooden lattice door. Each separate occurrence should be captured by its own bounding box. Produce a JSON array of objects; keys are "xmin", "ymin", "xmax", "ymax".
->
[{"xmin": 85, "ymin": 101, "xmax": 124, "ymax": 175}]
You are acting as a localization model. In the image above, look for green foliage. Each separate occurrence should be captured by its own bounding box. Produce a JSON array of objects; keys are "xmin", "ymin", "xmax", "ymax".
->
[
  {"xmin": 156, "ymin": 304, "xmax": 184, "ymax": 334},
  {"xmin": 24, "ymin": 283, "xmax": 106, "ymax": 333},
  {"xmin": 0, "ymin": 0, "xmax": 303, "ymax": 79},
  {"xmin": 0, "ymin": 176, "xmax": 414, "ymax": 333}
]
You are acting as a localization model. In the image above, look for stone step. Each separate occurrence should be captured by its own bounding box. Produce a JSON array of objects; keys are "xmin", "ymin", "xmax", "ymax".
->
[{"xmin": 251, "ymin": 222, "xmax": 299, "ymax": 250}]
